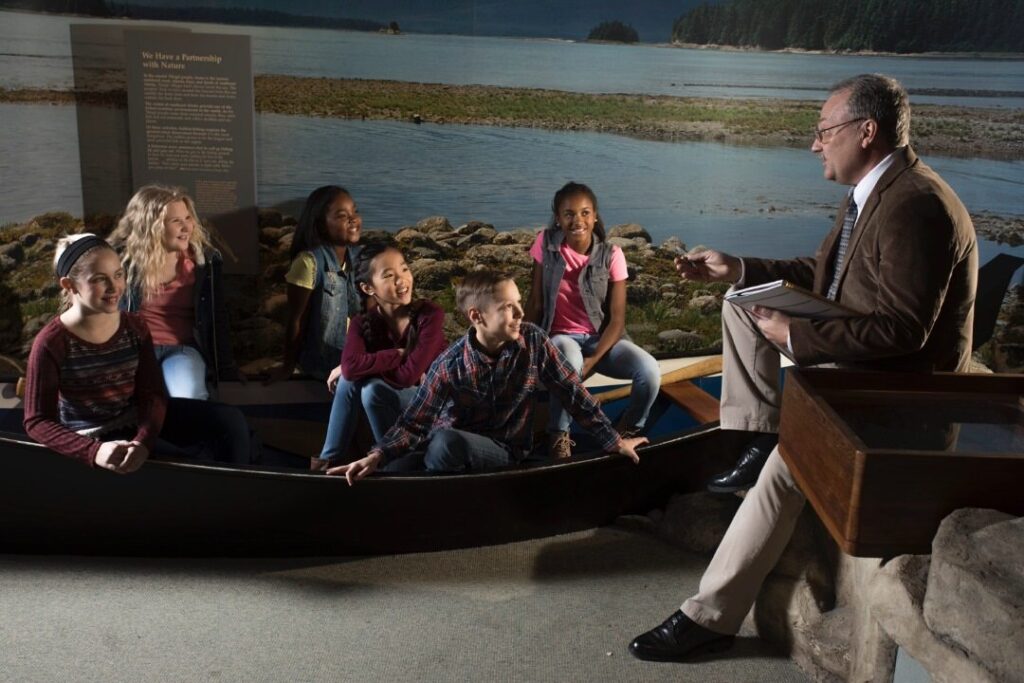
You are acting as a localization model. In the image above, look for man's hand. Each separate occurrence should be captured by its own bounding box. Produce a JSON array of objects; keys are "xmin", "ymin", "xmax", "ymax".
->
[
  {"xmin": 326, "ymin": 450, "xmax": 382, "ymax": 486},
  {"xmin": 675, "ymin": 249, "xmax": 742, "ymax": 284},
  {"xmin": 611, "ymin": 436, "xmax": 648, "ymax": 464},
  {"xmin": 750, "ymin": 306, "xmax": 792, "ymax": 348}
]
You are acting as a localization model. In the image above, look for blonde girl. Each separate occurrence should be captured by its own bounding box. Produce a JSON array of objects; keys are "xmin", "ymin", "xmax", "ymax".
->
[{"xmin": 109, "ymin": 184, "xmax": 239, "ymax": 399}]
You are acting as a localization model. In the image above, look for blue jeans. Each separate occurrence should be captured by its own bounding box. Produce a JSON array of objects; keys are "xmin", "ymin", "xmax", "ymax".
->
[
  {"xmin": 319, "ymin": 377, "xmax": 418, "ymax": 460},
  {"xmin": 423, "ymin": 429, "xmax": 514, "ymax": 473},
  {"xmin": 154, "ymin": 344, "xmax": 208, "ymax": 400},
  {"xmin": 319, "ymin": 376, "xmax": 362, "ymax": 461},
  {"xmin": 547, "ymin": 334, "xmax": 661, "ymax": 433},
  {"xmin": 361, "ymin": 378, "xmax": 418, "ymax": 443}
]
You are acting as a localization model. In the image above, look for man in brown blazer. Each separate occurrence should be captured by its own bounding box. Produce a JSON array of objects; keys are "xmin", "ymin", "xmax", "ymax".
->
[{"xmin": 628, "ymin": 74, "xmax": 977, "ymax": 662}]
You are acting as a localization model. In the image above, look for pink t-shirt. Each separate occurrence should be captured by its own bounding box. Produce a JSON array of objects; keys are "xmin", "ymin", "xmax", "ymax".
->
[
  {"xmin": 530, "ymin": 231, "xmax": 628, "ymax": 335},
  {"xmin": 140, "ymin": 255, "xmax": 196, "ymax": 346}
]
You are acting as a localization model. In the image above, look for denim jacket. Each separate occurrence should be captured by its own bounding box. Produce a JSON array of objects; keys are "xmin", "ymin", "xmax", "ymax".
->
[
  {"xmin": 121, "ymin": 249, "xmax": 237, "ymax": 384},
  {"xmin": 297, "ymin": 244, "xmax": 361, "ymax": 380},
  {"xmin": 539, "ymin": 228, "xmax": 616, "ymax": 336}
]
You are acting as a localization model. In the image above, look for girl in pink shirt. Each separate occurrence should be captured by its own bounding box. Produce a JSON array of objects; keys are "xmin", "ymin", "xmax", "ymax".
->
[{"xmin": 525, "ymin": 182, "xmax": 660, "ymax": 459}]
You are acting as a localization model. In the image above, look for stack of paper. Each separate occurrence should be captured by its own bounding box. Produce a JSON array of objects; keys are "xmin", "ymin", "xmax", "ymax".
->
[{"xmin": 725, "ymin": 280, "xmax": 858, "ymax": 318}]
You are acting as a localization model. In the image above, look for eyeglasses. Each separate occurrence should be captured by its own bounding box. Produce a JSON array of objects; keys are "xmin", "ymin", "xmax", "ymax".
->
[{"xmin": 813, "ymin": 117, "xmax": 866, "ymax": 143}]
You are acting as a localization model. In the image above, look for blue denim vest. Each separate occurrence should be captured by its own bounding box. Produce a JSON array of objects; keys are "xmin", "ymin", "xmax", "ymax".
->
[
  {"xmin": 298, "ymin": 244, "xmax": 361, "ymax": 380},
  {"xmin": 539, "ymin": 228, "xmax": 615, "ymax": 335}
]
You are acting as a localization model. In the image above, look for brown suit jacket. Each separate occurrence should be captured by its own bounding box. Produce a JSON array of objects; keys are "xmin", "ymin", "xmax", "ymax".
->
[{"xmin": 741, "ymin": 146, "xmax": 977, "ymax": 373}]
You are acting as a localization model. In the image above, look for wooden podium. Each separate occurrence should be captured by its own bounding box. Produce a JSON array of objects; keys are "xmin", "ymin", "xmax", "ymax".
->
[{"xmin": 778, "ymin": 369, "xmax": 1024, "ymax": 557}]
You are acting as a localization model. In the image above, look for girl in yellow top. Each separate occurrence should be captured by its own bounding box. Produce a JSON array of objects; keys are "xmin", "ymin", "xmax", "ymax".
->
[{"xmin": 268, "ymin": 185, "xmax": 362, "ymax": 382}]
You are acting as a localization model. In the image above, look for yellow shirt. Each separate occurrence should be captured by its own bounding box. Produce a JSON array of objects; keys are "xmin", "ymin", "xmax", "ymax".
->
[
  {"xmin": 284, "ymin": 251, "xmax": 354, "ymax": 332},
  {"xmin": 285, "ymin": 252, "xmax": 318, "ymax": 290},
  {"xmin": 285, "ymin": 251, "xmax": 352, "ymax": 290}
]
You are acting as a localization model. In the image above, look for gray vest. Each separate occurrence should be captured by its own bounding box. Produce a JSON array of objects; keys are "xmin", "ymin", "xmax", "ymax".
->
[{"xmin": 539, "ymin": 228, "xmax": 615, "ymax": 335}]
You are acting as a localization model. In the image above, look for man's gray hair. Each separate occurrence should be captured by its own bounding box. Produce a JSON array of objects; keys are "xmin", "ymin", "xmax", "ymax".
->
[{"xmin": 830, "ymin": 74, "xmax": 910, "ymax": 149}]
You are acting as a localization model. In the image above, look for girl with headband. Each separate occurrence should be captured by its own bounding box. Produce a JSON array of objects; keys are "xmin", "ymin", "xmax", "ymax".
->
[{"xmin": 23, "ymin": 234, "xmax": 254, "ymax": 472}]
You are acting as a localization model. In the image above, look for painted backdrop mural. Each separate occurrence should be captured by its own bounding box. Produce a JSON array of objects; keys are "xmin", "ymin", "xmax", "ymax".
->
[{"xmin": 1, "ymin": 1, "xmax": 1022, "ymax": 371}]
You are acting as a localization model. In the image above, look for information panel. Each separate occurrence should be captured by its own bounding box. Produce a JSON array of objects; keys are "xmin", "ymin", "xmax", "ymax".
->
[{"xmin": 124, "ymin": 30, "xmax": 257, "ymax": 274}]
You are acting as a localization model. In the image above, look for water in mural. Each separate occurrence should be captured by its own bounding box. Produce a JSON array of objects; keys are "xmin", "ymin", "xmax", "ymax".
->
[{"xmin": 1, "ymin": 11, "xmax": 1022, "ymax": 264}]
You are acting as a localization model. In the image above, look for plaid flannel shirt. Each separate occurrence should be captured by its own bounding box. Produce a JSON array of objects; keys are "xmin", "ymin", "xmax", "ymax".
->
[{"xmin": 377, "ymin": 322, "xmax": 619, "ymax": 463}]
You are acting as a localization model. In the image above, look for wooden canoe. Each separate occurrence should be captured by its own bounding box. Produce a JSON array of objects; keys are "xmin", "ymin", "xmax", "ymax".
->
[{"xmin": 0, "ymin": 359, "xmax": 738, "ymax": 557}]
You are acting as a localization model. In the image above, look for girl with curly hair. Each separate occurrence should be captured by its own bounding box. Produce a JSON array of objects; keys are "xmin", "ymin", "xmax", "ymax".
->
[{"xmin": 108, "ymin": 184, "xmax": 239, "ymax": 399}]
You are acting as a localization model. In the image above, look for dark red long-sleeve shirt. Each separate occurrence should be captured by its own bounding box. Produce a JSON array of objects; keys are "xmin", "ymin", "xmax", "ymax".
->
[
  {"xmin": 341, "ymin": 301, "xmax": 447, "ymax": 389},
  {"xmin": 23, "ymin": 313, "xmax": 167, "ymax": 466}
]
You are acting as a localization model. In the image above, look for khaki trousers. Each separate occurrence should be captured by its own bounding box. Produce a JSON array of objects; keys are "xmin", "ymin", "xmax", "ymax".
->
[
  {"xmin": 680, "ymin": 298, "xmax": 805, "ymax": 634},
  {"xmin": 680, "ymin": 446, "xmax": 806, "ymax": 634},
  {"xmin": 719, "ymin": 292, "xmax": 786, "ymax": 434}
]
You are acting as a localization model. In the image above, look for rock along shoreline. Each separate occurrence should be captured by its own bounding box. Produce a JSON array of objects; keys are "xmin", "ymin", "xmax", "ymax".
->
[{"xmin": 1, "ymin": 210, "xmax": 1020, "ymax": 376}]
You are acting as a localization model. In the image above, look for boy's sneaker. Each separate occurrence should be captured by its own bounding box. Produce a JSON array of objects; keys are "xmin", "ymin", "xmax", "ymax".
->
[
  {"xmin": 615, "ymin": 420, "xmax": 644, "ymax": 440},
  {"xmin": 310, "ymin": 457, "xmax": 333, "ymax": 472},
  {"xmin": 549, "ymin": 431, "xmax": 575, "ymax": 459}
]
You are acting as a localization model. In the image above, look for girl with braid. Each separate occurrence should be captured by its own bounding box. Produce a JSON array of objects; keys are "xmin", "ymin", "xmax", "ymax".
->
[{"xmin": 315, "ymin": 240, "xmax": 446, "ymax": 467}]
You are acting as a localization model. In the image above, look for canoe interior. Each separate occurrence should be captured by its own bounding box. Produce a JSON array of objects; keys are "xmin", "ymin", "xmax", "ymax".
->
[
  {"xmin": 0, "ymin": 373, "xmax": 739, "ymax": 557},
  {"xmin": 0, "ymin": 425, "xmax": 742, "ymax": 557}
]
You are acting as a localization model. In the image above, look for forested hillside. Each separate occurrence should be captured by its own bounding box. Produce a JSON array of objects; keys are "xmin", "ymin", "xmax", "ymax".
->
[{"xmin": 672, "ymin": 0, "xmax": 1024, "ymax": 53}]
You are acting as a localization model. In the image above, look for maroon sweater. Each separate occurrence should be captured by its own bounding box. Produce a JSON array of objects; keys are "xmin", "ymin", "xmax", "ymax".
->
[
  {"xmin": 342, "ymin": 301, "xmax": 446, "ymax": 389},
  {"xmin": 23, "ymin": 313, "xmax": 167, "ymax": 466}
]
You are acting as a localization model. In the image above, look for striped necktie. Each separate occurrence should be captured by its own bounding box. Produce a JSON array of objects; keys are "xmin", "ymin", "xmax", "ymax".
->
[{"xmin": 826, "ymin": 191, "xmax": 858, "ymax": 301}]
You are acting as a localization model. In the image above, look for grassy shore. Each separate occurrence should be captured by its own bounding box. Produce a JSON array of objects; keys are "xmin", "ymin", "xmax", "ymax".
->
[{"xmin": 2, "ymin": 76, "xmax": 1022, "ymax": 159}]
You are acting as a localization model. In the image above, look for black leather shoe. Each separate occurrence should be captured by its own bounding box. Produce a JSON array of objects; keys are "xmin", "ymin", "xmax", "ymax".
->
[
  {"xmin": 629, "ymin": 610, "xmax": 734, "ymax": 662},
  {"xmin": 706, "ymin": 434, "xmax": 778, "ymax": 493}
]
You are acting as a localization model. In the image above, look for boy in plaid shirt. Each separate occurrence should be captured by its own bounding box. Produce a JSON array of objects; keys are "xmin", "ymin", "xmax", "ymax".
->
[{"xmin": 328, "ymin": 270, "xmax": 647, "ymax": 482}]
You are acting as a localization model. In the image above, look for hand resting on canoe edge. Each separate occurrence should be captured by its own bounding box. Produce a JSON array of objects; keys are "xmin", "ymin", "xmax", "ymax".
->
[{"xmin": 326, "ymin": 435, "xmax": 648, "ymax": 486}]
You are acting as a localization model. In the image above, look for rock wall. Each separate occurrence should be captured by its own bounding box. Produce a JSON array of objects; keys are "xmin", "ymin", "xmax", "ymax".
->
[
  {"xmin": 654, "ymin": 494, "xmax": 1023, "ymax": 682},
  {"xmin": 243, "ymin": 212, "xmax": 728, "ymax": 373}
]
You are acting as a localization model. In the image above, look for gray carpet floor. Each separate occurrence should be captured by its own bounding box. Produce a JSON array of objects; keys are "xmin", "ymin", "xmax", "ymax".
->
[{"xmin": 0, "ymin": 525, "xmax": 810, "ymax": 682}]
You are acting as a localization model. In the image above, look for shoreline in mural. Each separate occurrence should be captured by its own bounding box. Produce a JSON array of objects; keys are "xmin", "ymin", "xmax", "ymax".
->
[
  {"xmin": 3, "ymin": 2, "xmax": 1023, "ymax": 54},
  {"xmin": 3, "ymin": 77, "xmax": 1022, "ymax": 161}
]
